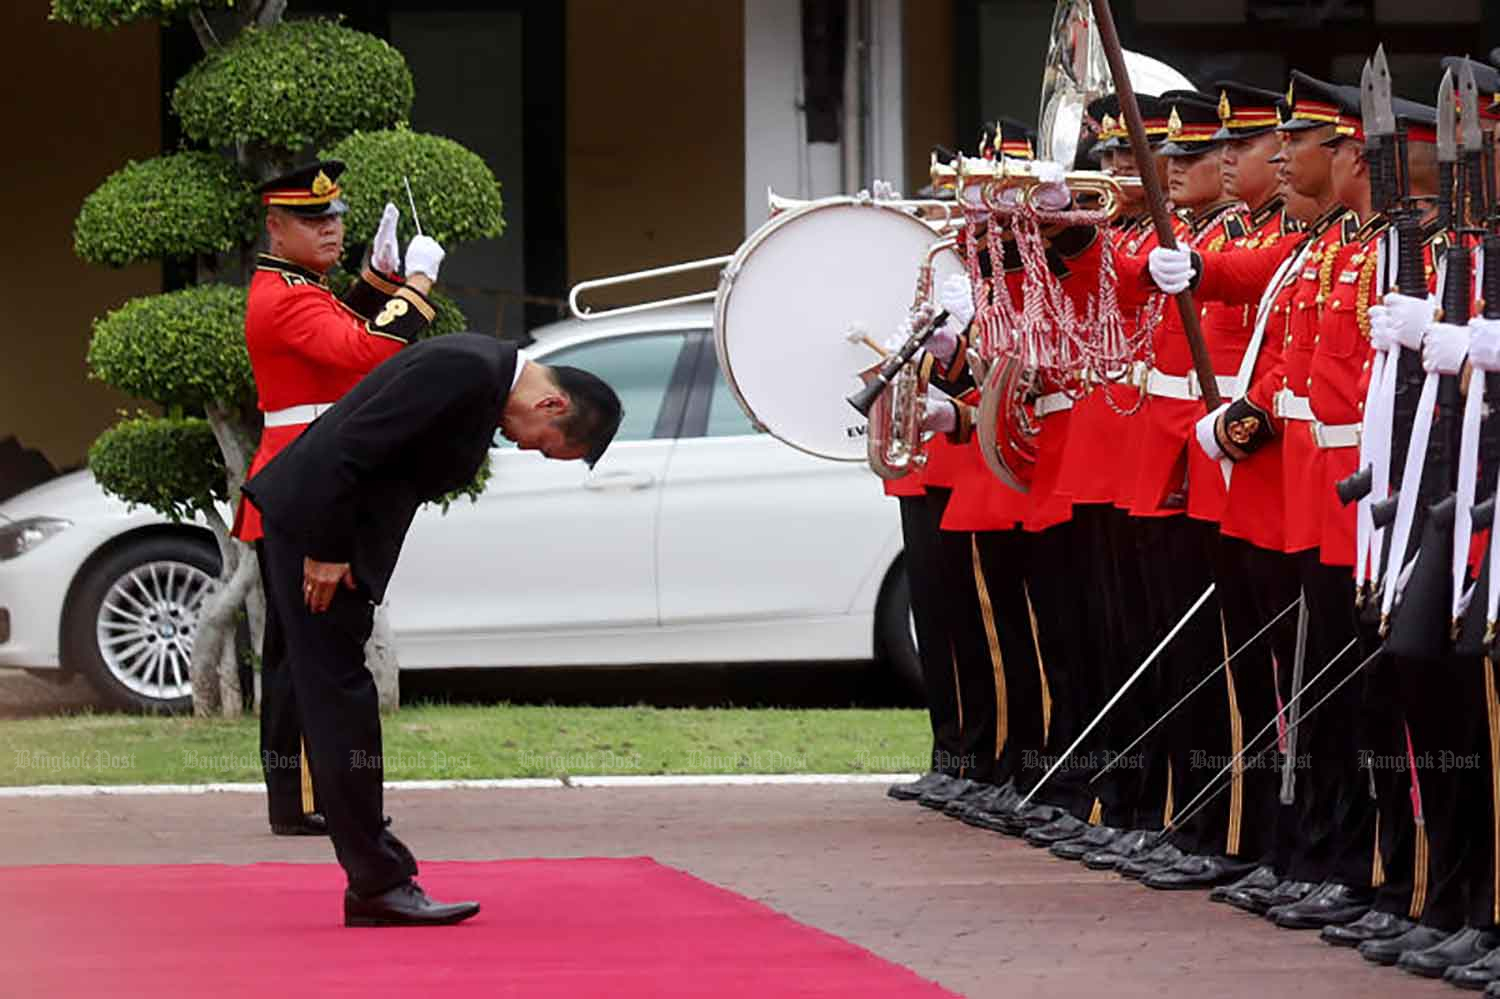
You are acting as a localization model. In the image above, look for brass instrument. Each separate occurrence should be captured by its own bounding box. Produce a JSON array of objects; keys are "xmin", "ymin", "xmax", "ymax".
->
[
  {"xmin": 946, "ymin": 153, "xmax": 1137, "ymax": 219},
  {"xmin": 854, "ymin": 234, "xmax": 959, "ymax": 479}
]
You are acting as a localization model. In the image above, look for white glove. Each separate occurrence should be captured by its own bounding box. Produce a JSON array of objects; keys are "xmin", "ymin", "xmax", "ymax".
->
[
  {"xmin": 371, "ymin": 202, "xmax": 401, "ymax": 273},
  {"xmin": 1195, "ymin": 403, "xmax": 1228, "ymax": 461},
  {"xmin": 1367, "ymin": 304, "xmax": 1397, "ymax": 353},
  {"xmin": 404, "ymin": 234, "xmax": 445, "ymax": 281},
  {"xmin": 1031, "ymin": 181, "xmax": 1072, "ymax": 212},
  {"xmin": 1149, "ymin": 247, "xmax": 1194, "ymax": 295},
  {"xmin": 1384, "ymin": 291, "xmax": 1436, "ymax": 351},
  {"xmin": 871, "ymin": 179, "xmax": 901, "ymax": 201},
  {"xmin": 920, "ymin": 389, "xmax": 957, "ymax": 434},
  {"xmin": 1422, "ymin": 321, "xmax": 1471, "ymax": 375},
  {"xmin": 1469, "ymin": 317, "xmax": 1500, "ymax": 372}
]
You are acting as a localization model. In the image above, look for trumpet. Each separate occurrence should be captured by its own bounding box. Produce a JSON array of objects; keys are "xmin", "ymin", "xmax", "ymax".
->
[
  {"xmin": 849, "ymin": 234, "xmax": 959, "ymax": 480},
  {"xmin": 939, "ymin": 152, "xmax": 1138, "ymax": 219}
]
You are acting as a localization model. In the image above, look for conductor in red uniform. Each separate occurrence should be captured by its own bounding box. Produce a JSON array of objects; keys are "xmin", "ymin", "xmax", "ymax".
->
[{"xmin": 234, "ymin": 160, "xmax": 446, "ymax": 836}]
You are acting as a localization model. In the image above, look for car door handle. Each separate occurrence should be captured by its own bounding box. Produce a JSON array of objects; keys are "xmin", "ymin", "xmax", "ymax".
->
[{"xmin": 583, "ymin": 470, "xmax": 656, "ymax": 491}]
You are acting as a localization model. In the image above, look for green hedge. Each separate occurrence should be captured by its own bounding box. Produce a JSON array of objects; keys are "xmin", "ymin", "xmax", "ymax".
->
[
  {"xmin": 50, "ymin": 0, "xmax": 230, "ymax": 29},
  {"xmin": 173, "ymin": 20, "xmax": 413, "ymax": 152},
  {"xmin": 323, "ymin": 129, "xmax": 504, "ymax": 250},
  {"xmin": 90, "ymin": 415, "xmax": 226, "ymax": 522},
  {"xmin": 75, "ymin": 153, "xmax": 258, "ymax": 267},
  {"xmin": 88, "ymin": 284, "xmax": 252, "ymax": 410}
]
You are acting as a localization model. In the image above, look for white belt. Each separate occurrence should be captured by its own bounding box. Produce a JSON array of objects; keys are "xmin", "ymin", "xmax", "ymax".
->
[
  {"xmin": 1144, "ymin": 368, "xmax": 1237, "ymax": 401},
  {"xmin": 1312, "ymin": 422, "xmax": 1361, "ymax": 449},
  {"xmin": 1274, "ymin": 390, "xmax": 1314, "ymax": 421},
  {"xmin": 1034, "ymin": 392, "xmax": 1075, "ymax": 418},
  {"xmin": 263, "ymin": 402, "xmax": 336, "ymax": 428}
]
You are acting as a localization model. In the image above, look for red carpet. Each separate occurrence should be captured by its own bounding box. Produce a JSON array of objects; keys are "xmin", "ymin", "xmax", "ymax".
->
[{"xmin": 0, "ymin": 857, "xmax": 960, "ymax": 997}]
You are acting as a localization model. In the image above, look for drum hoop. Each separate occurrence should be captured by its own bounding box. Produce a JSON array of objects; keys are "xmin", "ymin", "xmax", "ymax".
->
[{"xmin": 712, "ymin": 197, "xmax": 959, "ymax": 462}]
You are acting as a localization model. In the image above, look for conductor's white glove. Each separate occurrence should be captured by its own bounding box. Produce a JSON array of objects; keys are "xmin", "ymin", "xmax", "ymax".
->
[
  {"xmin": 1195, "ymin": 403, "xmax": 1228, "ymax": 461},
  {"xmin": 370, "ymin": 202, "xmax": 401, "ymax": 274},
  {"xmin": 1469, "ymin": 317, "xmax": 1500, "ymax": 372},
  {"xmin": 920, "ymin": 389, "xmax": 957, "ymax": 434},
  {"xmin": 404, "ymin": 234, "xmax": 445, "ymax": 282},
  {"xmin": 1149, "ymin": 246, "xmax": 1195, "ymax": 295},
  {"xmin": 1367, "ymin": 304, "xmax": 1397, "ymax": 353},
  {"xmin": 1422, "ymin": 322, "xmax": 1471, "ymax": 375},
  {"xmin": 1384, "ymin": 291, "xmax": 1436, "ymax": 351}
]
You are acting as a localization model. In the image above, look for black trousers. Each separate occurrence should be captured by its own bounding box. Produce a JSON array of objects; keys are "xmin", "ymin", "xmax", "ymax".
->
[
  {"xmin": 256, "ymin": 541, "xmax": 315, "ymax": 826},
  {"xmin": 899, "ymin": 489, "xmax": 965, "ymax": 776},
  {"xmin": 260, "ymin": 529, "xmax": 418, "ymax": 897},
  {"xmin": 968, "ymin": 528, "xmax": 1047, "ymax": 789},
  {"xmin": 1362, "ymin": 636, "xmax": 1418, "ymax": 919},
  {"xmin": 1287, "ymin": 551, "xmax": 1375, "ymax": 887}
]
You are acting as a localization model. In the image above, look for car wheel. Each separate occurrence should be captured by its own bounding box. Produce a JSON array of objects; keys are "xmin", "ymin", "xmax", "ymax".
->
[
  {"xmin": 876, "ymin": 559, "xmax": 924, "ymax": 699},
  {"xmin": 63, "ymin": 534, "xmax": 220, "ymax": 714}
]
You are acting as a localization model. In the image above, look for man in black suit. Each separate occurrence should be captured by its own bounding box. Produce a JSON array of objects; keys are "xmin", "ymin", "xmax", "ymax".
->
[{"xmin": 242, "ymin": 332, "xmax": 622, "ymax": 927}]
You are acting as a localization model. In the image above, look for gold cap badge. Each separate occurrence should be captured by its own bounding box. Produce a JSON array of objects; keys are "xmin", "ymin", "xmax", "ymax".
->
[
  {"xmin": 311, "ymin": 170, "xmax": 334, "ymax": 197},
  {"xmin": 1218, "ymin": 91, "xmax": 1232, "ymax": 123},
  {"xmin": 1167, "ymin": 107, "xmax": 1183, "ymax": 139}
]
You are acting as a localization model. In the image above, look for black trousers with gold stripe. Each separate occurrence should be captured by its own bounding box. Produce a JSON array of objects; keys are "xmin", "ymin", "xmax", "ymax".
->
[
  {"xmin": 1362, "ymin": 640, "xmax": 1419, "ymax": 920},
  {"xmin": 897, "ymin": 489, "xmax": 965, "ymax": 776},
  {"xmin": 256, "ymin": 541, "xmax": 317, "ymax": 826}
]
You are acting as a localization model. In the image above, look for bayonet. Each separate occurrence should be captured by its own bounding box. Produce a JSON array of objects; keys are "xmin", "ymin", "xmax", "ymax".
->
[
  {"xmin": 1362, "ymin": 61, "xmax": 1391, "ymax": 214},
  {"xmin": 1373, "ymin": 45, "xmax": 1397, "ymax": 140},
  {"xmin": 1439, "ymin": 69, "xmax": 1458, "ymax": 231},
  {"xmin": 1460, "ymin": 59, "xmax": 1486, "ymax": 226}
]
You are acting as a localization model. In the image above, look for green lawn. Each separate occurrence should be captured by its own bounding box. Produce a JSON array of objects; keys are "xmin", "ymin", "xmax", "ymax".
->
[{"xmin": 0, "ymin": 703, "xmax": 930, "ymax": 786}]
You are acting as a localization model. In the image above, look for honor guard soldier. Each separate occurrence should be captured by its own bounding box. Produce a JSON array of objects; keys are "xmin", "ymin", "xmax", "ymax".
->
[{"xmin": 234, "ymin": 160, "xmax": 446, "ymax": 837}]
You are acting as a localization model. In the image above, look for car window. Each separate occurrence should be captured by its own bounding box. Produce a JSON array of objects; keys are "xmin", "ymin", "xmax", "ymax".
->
[
  {"xmin": 705, "ymin": 364, "xmax": 763, "ymax": 437},
  {"xmin": 494, "ymin": 332, "xmax": 688, "ymax": 447}
]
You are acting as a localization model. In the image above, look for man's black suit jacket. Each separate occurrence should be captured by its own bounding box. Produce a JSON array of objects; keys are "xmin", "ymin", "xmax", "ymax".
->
[{"xmin": 243, "ymin": 333, "xmax": 519, "ymax": 603}]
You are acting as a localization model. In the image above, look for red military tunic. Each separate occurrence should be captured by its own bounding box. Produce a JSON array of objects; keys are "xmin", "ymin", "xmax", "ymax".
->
[
  {"xmin": 1052, "ymin": 215, "xmax": 1153, "ymax": 509},
  {"xmin": 1116, "ymin": 204, "xmax": 1253, "ymax": 522},
  {"xmin": 232, "ymin": 255, "xmax": 424, "ymax": 542}
]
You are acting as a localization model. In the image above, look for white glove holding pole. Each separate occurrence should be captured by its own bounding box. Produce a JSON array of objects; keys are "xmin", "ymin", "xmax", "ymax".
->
[
  {"xmin": 1194, "ymin": 403, "xmax": 1228, "ymax": 461},
  {"xmin": 1385, "ymin": 291, "xmax": 1436, "ymax": 351},
  {"xmin": 920, "ymin": 389, "xmax": 957, "ymax": 434},
  {"xmin": 1468, "ymin": 317, "xmax": 1500, "ymax": 372},
  {"xmin": 404, "ymin": 234, "xmax": 445, "ymax": 281},
  {"xmin": 1422, "ymin": 322, "xmax": 1471, "ymax": 375},
  {"xmin": 1367, "ymin": 304, "xmax": 1397, "ymax": 353},
  {"xmin": 371, "ymin": 202, "xmax": 401, "ymax": 274},
  {"xmin": 1148, "ymin": 246, "xmax": 1194, "ymax": 295}
]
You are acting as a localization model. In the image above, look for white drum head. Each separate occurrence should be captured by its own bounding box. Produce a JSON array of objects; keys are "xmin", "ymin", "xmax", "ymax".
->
[{"xmin": 714, "ymin": 199, "xmax": 964, "ymax": 461}]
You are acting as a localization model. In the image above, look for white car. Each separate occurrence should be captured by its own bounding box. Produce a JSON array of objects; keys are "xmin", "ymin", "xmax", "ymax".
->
[{"xmin": 0, "ymin": 304, "xmax": 919, "ymax": 712}]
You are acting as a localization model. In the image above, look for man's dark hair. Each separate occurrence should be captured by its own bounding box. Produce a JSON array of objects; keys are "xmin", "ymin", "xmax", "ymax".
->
[{"xmin": 551, "ymin": 365, "xmax": 624, "ymax": 468}]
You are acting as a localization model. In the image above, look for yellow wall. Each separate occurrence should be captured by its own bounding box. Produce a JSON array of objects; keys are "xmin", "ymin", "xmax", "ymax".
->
[
  {"xmin": 1, "ymin": 7, "xmax": 160, "ymax": 471},
  {"xmin": 566, "ymin": 0, "xmax": 745, "ymax": 304},
  {"xmin": 904, "ymin": 0, "xmax": 955, "ymax": 192}
]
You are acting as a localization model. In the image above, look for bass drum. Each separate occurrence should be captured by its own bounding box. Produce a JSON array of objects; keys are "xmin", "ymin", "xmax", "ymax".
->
[{"xmin": 714, "ymin": 197, "xmax": 964, "ymax": 461}]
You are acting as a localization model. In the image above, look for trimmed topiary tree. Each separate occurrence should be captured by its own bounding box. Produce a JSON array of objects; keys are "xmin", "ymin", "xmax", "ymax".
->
[{"xmin": 55, "ymin": 0, "xmax": 504, "ymax": 715}]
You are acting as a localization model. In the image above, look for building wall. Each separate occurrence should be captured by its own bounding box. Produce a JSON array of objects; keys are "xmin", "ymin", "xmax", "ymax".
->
[
  {"xmin": 1, "ymin": 7, "xmax": 160, "ymax": 471},
  {"xmin": 566, "ymin": 0, "xmax": 745, "ymax": 305},
  {"xmin": 904, "ymin": 0, "xmax": 956, "ymax": 188}
]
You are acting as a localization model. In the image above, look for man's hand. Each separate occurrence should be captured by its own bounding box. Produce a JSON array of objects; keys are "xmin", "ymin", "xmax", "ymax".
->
[
  {"xmin": 1384, "ymin": 291, "xmax": 1435, "ymax": 351},
  {"xmin": 303, "ymin": 557, "xmax": 356, "ymax": 614},
  {"xmin": 1368, "ymin": 304, "xmax": 1397, "ymax": 352},
  {"xmin": 1422, "ymin": 322, "xmax": 1471, "ymax": 375},
  {"xmin": 1469, "ymin": 317, "xmax": 1500, "ymax": 372},
  {"xmin": 1148, "ymin": 247, "xmax": 1194, "ymax": 295},
  {"xmin": 405, "ymin": 234, "xmax": 445, "ymax": 283},
  {"xmin": 920, "ymin": 388, "xmax": 957, "ymax": 434},
  {"xmin": 371, "ymin": 202, "xmax": 401, "ymax": 274}
]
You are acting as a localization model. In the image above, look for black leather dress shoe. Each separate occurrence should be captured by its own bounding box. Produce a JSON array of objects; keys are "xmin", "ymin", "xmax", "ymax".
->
[
  {"xmin": 1360, "ymin": 924, "xmax": 1449, "ymax": 965},
  {"xmin": 1118, "ymin": 842, "xmax": 1185, "ymax": 880},
  {"xmin": 944, "ymin": 782, "xmax": 1000, "ymax": 818},
  {"xmin": 1445, "ymin": 943, "xmax": 1500, "ymax": 990},
  {"xmin": 1399, "ymin": 928, "xmax": 1500, "ymax": 978},
  {"xmin": 1142, "ymin": 853, "xmax": 1258, "ymax": 891},
  {"xmin": 1052, "ymin": 824, "xmax": 1122, "ymax": 861},
  {"xmin": 1210, "ymin": 864, "xmax": 1277, "ymax": 904},
  {"xmin": 272, "ymin": 813, "xmax": 329, "ymax": 836},
  {"xmin": 1272, "ymin": 882, "xmax": 1373, "ymax": 929},
  {"xmin": 344, "ymin": 880, "xmax": 480, "ymax": 927},
  {"xmin": 984, "ymin": 801, "xmax": 1062, "ymax": 836},
  {"xmin": 888, "ymin": 771, "xmax": 953, "ymax": 801},
  {"xmin": 918, "ymin": 777, "xmax": 976, "ymax": 809},
  {"xmin": 1258, "ymin": 880, "xmax": 1319, "ymax": 918},
  {"xmin": 1082, "ymin": 829, "xmax": 1157, "ymax": 870},
  {"xmin": 1487, "ymin": 980, "xmax": 1500, "ymax": 998},
  {"xmin": 962, "ymin": 784, "xmax": 1021, "ymax": 827},
  {"xmin": 1321, "ymin": 910, "xmax": 1414, "ymax": 948},
  {"xmin": 1024, "ymin": 812, "xmax": 1089, "ymax": 847}
]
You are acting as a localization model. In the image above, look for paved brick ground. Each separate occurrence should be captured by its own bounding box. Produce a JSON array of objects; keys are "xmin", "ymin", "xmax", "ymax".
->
[{"xmin": 0, "ymin": 784, "xmax": 1455, "ymax": 998}]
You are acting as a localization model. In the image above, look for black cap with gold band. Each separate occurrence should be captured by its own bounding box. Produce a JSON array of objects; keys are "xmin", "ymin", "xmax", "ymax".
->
[
  {"xmin": 979, "ymin": 117, "xmax": 1037, "ymax": 160},
  {"xmin": 1277, "ymin": 71, "xmax": 1360, "ymax": 136},
  {"xmin": 1089, "ymin": 93, "xmax": 1170, "ymax": 153},
  {"xmin": 1157, "ymin": 90, "xmax": 1228, "ymax": 158},
  {"xmin": 1212, "ymin": 82, "xmax": 1285, "ymax": 141},
  {"xmin": 257, "ymin": 160, "xmax": 348, "ymax": 218}
]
